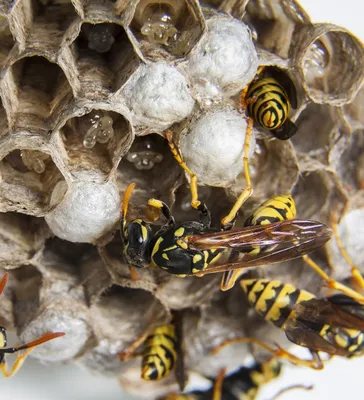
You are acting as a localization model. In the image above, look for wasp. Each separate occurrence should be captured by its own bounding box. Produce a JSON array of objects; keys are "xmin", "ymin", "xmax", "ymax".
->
[
  {"xmin": 160, "ymin": 358, "xmax": 282, "ymax": 400},
  {"xmin": 121, "ymin": 179, "xmax": 331, "ymax": 285},
  {"xmin": 242, "ymin": 66, "xmax": 298, "ymax": 141},
  {"xmin": 0, "ymin": 273, "xmax": 65, "ymax": 377},
  {"xmin": 212, "ymin": 216, "xmax": 364, "ymax": 369},
  {"xmin": 119, "ymin": 313, "xmax": 186, "ymax": 391}
]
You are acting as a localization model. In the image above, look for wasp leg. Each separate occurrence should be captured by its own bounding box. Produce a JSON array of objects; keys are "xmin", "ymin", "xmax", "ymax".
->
[
  {"xmin": 331, "ymin": 213, "xmax": 364, "ymax": 291},
  {"xmin": 220, "ymin": 249, "xmax": 241, "ymax": 291},
  {"xmin": 164, "ymin": 130, "xmax": 211, "ymax": 229},
  {"xmin": 0, "ymin": 332, "xmax": 65, "ymax": 378},
  {"xmin": 119, "ymin": 329, "xmax": 151, "ymax": 361},
  {"xmin": 165, "ymin": 130, "xmax": 201, "ymax": 210},
  {"xmin": 302, "ymin": 255, "xmax": 364, "ymax": 304},
  {"xmin": 212, "ymin": 368, "xmax": 226, "ymax": 400},
  {"xmin": 211, "ymin": 337, "xmax": 323, "ymax": 370},
  {"xmin": 121, "ymin": 183, "xmax": 136, "ymax": 236},
  {"xmin": 269, "ymin": 384, "xmax": 314, "ymax": 400},
  {"xmin": 221, "ymin": 118, "xmax": 254, "ymax": 230},
  {"xmin": 147, "ymin": 199, "xmax": 175, "ymax": 227},
  {"xmin": 0, "ymin": 273, "xmax": 8, "ymax": 296}
]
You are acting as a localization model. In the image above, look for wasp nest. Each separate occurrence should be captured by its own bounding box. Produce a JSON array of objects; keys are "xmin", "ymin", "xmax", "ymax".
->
[{"xmin": 0, "ymin": 0, "xmax": 363, "ymax": 398}]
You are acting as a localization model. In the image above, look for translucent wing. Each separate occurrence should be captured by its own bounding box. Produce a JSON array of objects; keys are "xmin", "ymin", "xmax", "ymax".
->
[
  {"xmin": 293, "ymin": 296, "xmax": 364, "ymax": 331},
  {"xmin": 187, "ymin": 220, "xmax": 332, "ymax": 276}
]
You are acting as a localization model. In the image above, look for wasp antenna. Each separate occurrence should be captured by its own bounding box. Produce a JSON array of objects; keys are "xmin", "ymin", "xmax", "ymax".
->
[
  {"xmin": 122, "ymin": 183, "xmax": 136, "ymax": 221},
  {"xmin": 0, "ymin": 272, "xmax": 9, "ymax": 296}
]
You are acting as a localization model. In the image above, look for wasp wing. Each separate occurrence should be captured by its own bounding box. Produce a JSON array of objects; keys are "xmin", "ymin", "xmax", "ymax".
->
[
  {"xmin": 188, "ymin": 220, "xmax": 331, "ymax": 276},
  {"xmin": 293, "ymin": 296, "xmax": 364, "ymax": 331},
  {"xmin": 188, "ymin": 220, "xmax": 331, "ymax": 250},
  {"xmin": 285, "ymin": 319, "xmax": 350, "ymax": 357}
]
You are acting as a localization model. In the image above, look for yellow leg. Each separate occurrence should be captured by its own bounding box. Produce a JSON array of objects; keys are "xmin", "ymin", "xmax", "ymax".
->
[
  {"xmin": 0, "ymin": 347, "xmax": 34, "ymax": 377},
  {"xmin": 211, "ymin": 337, "xmax": 323, "ymax": 370},
  {"xmin": 302, "ymin": 255, "xmax": 364, "ymax": 304},
  {"xmin": 129, "ymin": 266, "xmax": 139, "ymax": 281},
  {"xmin": 165, "ymin": 130, "xmax": 201, "ymax": 210},
  {"xmin": 119, "ymin": 329, "xmax": 150, "ymax": 361},
  {"xmin": 122, "ymin": 183, "xmax": 136, "ymax": 220},
  {"xmin": 212, "ymin": 368, "xmax": 226, "ymax": 400},
  {"xmin": 331, "ymin": 213, "xmax": 364, "ymax": 290},
  {"xmin": 269, "ymin": 384, "xmax": 314, "ymax": 400},
  {"xmin": 221, "ymin": 118, "xmax": 254, "ymax": 229}
]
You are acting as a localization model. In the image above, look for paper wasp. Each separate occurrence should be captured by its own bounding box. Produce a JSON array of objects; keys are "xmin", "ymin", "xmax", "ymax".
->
[
  {"xmin": 212, "ymin": 216, "xmax": 364, "ymax": 369},
  {"xmin": 0, "ymin": 273, "xmax": 65, "ymax": 377},
  {"xmin": 121, "ymin": 132, "xmax": 331, "ymax": 285},
  {"xmin": 159, "ymin": 358, "xmax": 282, "ymax": 400},
  {"xmin": 119, "ymin": 313, "xmax": 186, "ymax": 391}
]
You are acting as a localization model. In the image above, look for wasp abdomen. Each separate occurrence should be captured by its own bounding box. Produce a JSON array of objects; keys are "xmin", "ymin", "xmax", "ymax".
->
[
  {"xmin": 240, "ymin": 279, "xmax": 315, "ymax": 328},
  {"xmin": 141, "ymin": 324, "xmax": 178, "ymax": 381},
  {"xmin": 247, "ymin": 77, "xmax": 290, "ymax": 131}
]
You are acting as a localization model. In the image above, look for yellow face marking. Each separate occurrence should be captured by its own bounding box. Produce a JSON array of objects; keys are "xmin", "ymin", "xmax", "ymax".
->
[
  {"xmin": 151, "ymin": 237, "xmax": 163, "ymax": 258},
  {"xmin": 174, "ymin": 227, "xmax": 185, "ymax": 238},
  {"xmin": 0, "ymin": 331, "xmax": 5, "ymax": 348},
  {"xmin": 141, "ymin": 225, "xmax": 148, "ymax": 241},
  {"xmin": 162, "ymin": 253, "xmax": 169, "ymax": 261},
  {"xmin": 193, "ymin": 254, "xmax": 202, "ymax": 263},
  {"xmin": 176, "ymin": 239, "xmax": 188, "ymax": 250},
  {"xmin": 335, "ymin": 333, "xmax": 349, "ymax": 349}
]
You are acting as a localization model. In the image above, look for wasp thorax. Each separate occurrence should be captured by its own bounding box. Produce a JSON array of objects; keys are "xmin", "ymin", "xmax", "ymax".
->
[
  {"xmin": 83, "ymin": 111, "xmax": 115, "ymax": 149},
  {"xmin": 21, "ymin": 150, "xmax": 51, "ymax": 174},
  {"xmin": 126, "ymin": 136, "xmax": 163, "ymax": 170},
  {"xmin": 137, "ymin": 2, "xmax": 179, "ymax": 46}
]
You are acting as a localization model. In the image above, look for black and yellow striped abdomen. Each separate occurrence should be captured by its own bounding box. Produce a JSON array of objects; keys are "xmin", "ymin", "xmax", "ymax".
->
[
  {"xmin": 240, "ymin": 279, "xmax": 315, "ymax": 328},
  {"xmin": 141, "ymin": 324, "xmax": 178, "ymax": 381},
  {"xmin": 244, "ymin": 195, "xmax": 296, "ymax": 227},
  {"xmin": 247, "ymin": 77, "xmax": 290, "ymax": 131}
]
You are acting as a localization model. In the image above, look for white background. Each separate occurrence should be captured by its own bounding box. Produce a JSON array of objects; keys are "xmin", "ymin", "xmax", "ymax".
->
[{"xmin": 2, "ymin": 0, "xmax": 364, "ymax": 399}]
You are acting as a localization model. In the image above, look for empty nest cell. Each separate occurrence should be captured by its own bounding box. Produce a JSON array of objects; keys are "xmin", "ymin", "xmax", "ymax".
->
[
  {"xmin": 0, "ymin": 148, "xmax": 66, "ymax": 215},
  {"xmin": 0, "ymin": 14, "xmax": 14, "ymax": 68},
  {"xmin": 70, "ymin": 22, "xmax": 138, "ymax": 97},
  {"xmin": 60, "ymin": 109, "xmax": 132, "ymax": 177},
  {"xmin": 129, "ymin": 0, "xmax": 204, "ymax": 60},
  {"xmin": 3, "ymin": 56, "xmax": 73, "ymax": 133}
]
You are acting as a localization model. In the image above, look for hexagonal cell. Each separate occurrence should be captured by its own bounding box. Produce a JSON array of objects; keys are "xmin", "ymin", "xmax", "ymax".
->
[
  {"xmin": 292, "ymin": 169, "xmax": 347, "ymax": 222},
  {"xmin": 21, "ymin": 0, "xmax": 78, "ymax": 52},
  {"xmin": 129, "ymin": 0, "xmax": 205, "ymax": 60},
  {"xmin": 4, "ymin": 56, "xmax": 73, "ymax": 133},
  {"xmin": 0, "ymin": 149, "xmax": 66, "ymax": 216},
  {"xmin": 0, "ymin": 213, "xmax": 50, "ymax": 269},
  {"xmin": 243, "ymin": 0, "xmax": 299, "ymax": 58},
  {"xmin": 334, "ymin": 130, "xmax": 364, "ymax": 196},
  {"xmin": 89, "ymin": 285, "xmax": 168, "ymax": 354},
  {"xmin": 71, "ymin": 22, "xmax": 139, "ymax": 97},
  {"xmin": 297, "ymin": 25, "xmax": 364, "ymax": 105},
  {"xmin": 60, "ymin": 109, "xmax": 133, "ymax": 177},
  {"xmin": 117, "ymin": 133, "xmax": 182, "ymax": 215},
  {"xmin": 292, "ymin": 103, "xmax": 338, "ymax": 165},
  {"xmin": 0, "ymin": 14, "xmax": 14, "ymax": 68}
]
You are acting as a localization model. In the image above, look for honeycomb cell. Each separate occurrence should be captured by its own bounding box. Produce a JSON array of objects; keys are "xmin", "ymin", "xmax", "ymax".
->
[
  {"xmin": 293, "ymin": 24, "xmax": 364, "ymax": 105},
  {"xmin": 60, "ymin": 109, "xmax": 133, "ymax": 177},
  {"xmin": 0, "ymin": 213, "xmax": 50, "ymax": 269},
  {"xmin": 117, "ymin": 133, "xmax": 182, "ymax": 216},
  {"xmin": 89, "ymin": 285, "xmax": 168, "ymax": 354},
  {"xmin": 243, "ymin": 0, "xmax": 301, "ymax": 58},
  {"xmin": 292, "ymin": 103, "xmax": 338, "ymax": 165},
  {"xmin": 4, "ymin": 56, "xmax": 73, "ymax": 133},
  {"xmin": 71, "ymin": 22, "xmax": 139, "ymax": 97},
  {"xmin": 0, "ymin": 14, "xmax": 14, "ymax": 68},
  {"xmin": 22, "ymin": 0, "xmax": 78, "ymax": 52},
  {"xmin": 0, "ymin": 148, "xmax": 66, "ymax": 216},
  {"xmin": 129, "ymin": 0, "xmax": 205, "ymax": 60}
]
